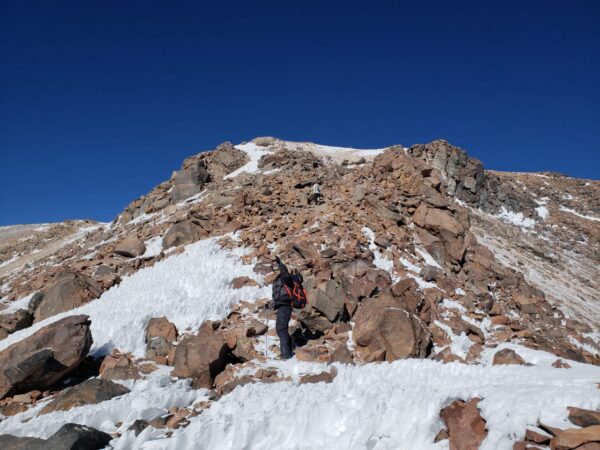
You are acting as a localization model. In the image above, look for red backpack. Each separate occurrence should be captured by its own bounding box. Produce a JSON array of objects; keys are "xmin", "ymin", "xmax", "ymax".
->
[{"xmin": 283, "ymin": 280, "xmax": 307, "ymax": 309}]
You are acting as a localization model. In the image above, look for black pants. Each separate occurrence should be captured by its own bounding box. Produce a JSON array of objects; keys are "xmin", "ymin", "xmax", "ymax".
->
[{"xmin": 275, "ymin": 305, "xmax": 293, "ymax": 359}]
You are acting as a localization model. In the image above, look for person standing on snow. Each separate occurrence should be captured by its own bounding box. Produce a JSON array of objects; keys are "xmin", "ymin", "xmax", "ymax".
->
[{"xmin": 271, "ymin": 256, "xmax": 304, "ymax": 359}]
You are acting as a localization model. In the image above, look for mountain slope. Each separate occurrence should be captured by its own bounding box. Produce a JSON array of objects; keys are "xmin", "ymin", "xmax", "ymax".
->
[{"xmin": 0, "ymin": 137, "xmax": 598, "ymax": 449}]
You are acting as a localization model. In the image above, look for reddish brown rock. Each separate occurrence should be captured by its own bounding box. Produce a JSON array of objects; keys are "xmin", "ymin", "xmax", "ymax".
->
[
  {"xmin": 492, "ymin": 348, "xmax": 527, "ymax": 366},
  {"xmin": 550, "ymin": 425, "xmax": 600, "ymax": 449},
  {"xmin": 231, "ymin": 276, "xmax": 259, "ymax": 289},
  {"xmin": 353, "ymin": 296, "xmax": 430, "ymax": 362},
  {"xmin": 40, "ymin": 378, "xmax": 129, "ymax": 414},
  {"xmin": 299, "ymin": 368, "xmax": 337, "ymax": 384},
  {"xmin": 440, "ymin": 398, "xmax": 487, "ymax": 450},
  {"xmin": 145, "ymin": 317, "xmax": 178, "ymax": 345},
  {"xmin": 172, "ymin": 326, "xmax": 230, "ymax": 388},
  {"xmin": 568, "ymin": 407, "xmax": 600, "ymax": 427}
]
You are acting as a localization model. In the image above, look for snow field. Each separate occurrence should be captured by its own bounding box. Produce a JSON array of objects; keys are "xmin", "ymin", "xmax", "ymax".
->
[
  {"xmin": 143, "ymin": 351, "xmax": 600, "ymax": 450},
  {"xmin": 0, "ymin": 238, "xmax": 271, "ymax": 357}
]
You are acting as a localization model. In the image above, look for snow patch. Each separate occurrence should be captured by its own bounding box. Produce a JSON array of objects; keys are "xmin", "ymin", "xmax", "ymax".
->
[
  {"xmin": 559, "ymin": 206, "xmax": 600, "ymax": 222},
  {"xmin": 225, "ymin": 143, "xmax": 271, "ymax": 179},
  {"xmin": 0, "ymin": 238, "xmax": 271, "ymax": 357},
  {"xmin": 496, "ymin": 207, "xmax": 536, "ymax": 229}
]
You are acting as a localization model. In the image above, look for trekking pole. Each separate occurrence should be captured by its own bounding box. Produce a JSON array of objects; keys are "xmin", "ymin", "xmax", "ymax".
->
[{"xmin": 265, "ymin": 303, "xmax": 269, "ymax": 358}]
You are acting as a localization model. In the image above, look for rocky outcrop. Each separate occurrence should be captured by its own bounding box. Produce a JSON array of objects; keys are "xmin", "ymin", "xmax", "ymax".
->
[
  {"xmin": 0, "ymin": 315, "xmax": 92, "ymax": 399},
  {"xmin": 439, "ymin": 398, "xmax": 487, "ymax": 450},
  {"xmin": 145, "ymin": 317, "xmax": 178, "ymax": 363},
  {"xmin": 34, "ymin": 272, "xmax": 102, "ymax": 322},
  {"xmin": 408, "ymin": 140, "xmax": 485, "ymax": 204},
  {"xmin": 41, "ymin": 378, "xmax": 129, "ymax": 414},
  {"xmin": 352, "ymin": 295, "xmax": 431, "ymax": 362}
]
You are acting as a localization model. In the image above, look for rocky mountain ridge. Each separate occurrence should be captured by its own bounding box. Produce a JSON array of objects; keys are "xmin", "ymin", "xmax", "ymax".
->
[{"xmin": 0, "ymin": 137, "xmax": 598, "ymax": 449}]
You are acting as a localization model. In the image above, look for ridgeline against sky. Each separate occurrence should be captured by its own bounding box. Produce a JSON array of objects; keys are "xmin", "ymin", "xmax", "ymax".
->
[{"xmin": 1, "ymin": 0, "xmax": 598, "ymax": 225}]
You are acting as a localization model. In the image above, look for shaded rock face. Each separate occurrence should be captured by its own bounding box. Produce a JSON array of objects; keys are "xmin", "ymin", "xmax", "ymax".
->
[
  {"xmin": 145, "ymin": 317, "xmax": 178, "ymax": 362},
  {"xmin": 0, "ymin": 315, "xmax": 92, "ymax": 399},
  {"xmin": 172, "ymin": 324, "xmax": 230, "ymax": 388},
  {"xmin": 0, "ymin": 423, "xmax": 113, "ymax": 450},
  {"xmin": 440, "ymin": 398, "xmax": 488, "ymax": 450},
  {"xmin": 568, "ymin": 407, "xmax": 600, "ymax": 428},
  {"xmin": 352, "ymin": 296, "xmax": 431, "ymax": 362},
  {"xmin": 41, "ymin": 378, "xmax": 129, "ymax": 414},
  {"xmin": 34, "ymin": 272, "xmax": 102, "ymax": 322}
]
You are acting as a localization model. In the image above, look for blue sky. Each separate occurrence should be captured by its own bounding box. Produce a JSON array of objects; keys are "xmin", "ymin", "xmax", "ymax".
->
[{"xmin": 1, "ymin": 0, "xmax": 599, "ymax": 225}]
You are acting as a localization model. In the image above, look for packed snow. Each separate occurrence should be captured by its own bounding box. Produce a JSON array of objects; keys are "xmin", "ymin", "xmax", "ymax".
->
[
  {"xmin": 141, "ymin": 348, "xmax": 599, "ymax": 450},
  {"xmin": 496, "ymin": 207, "xmax": 536, "ymax": 229},
  {"xmin": 0, "ymin": 238, "xmax": 270, "ymax": 357},
  {"xmin": 361, "ymin": 227, "xmax": 395, "ymax": 276},
  {"xmin": 284, "ymin": 141, "xmax": 389, "ymax": 164},
  {"xmin": 225, "ymin": 143, "xmax": 271, "ymax": 179}
]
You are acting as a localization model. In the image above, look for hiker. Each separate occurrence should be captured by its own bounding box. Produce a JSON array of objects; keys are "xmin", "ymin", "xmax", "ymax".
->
[
  {"xmin": 308, "ymin": 183, "xmax": 321, "ymax": 205},
  {"xmin": 272, "ymin": 256, "xmax": 306, "ymax": 359}
]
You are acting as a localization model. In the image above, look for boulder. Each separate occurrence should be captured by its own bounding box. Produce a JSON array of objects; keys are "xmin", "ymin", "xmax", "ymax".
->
[
  {"xmin": 231, "ymin": 336, "xmax": 259, "ymax": 362},
  {"xmin": 162, "ymin": 220, "xmax": 205, "ymax": 249},
  {"xmin": 568, "ymin": 407, "xmax": 600, "ymax": 428},
  {"xmin": 172, "ymin": 327, "xmax": 230, "ymax": 388},
  {"xmin": 420, "ymin": 266, "xmax": 442, "ymax": 282},
  {"xmin": 145, "ymin": 317, "xmax": 178, "ymax": 345},
  {"xmin": 0, "ymin": 424, "xmax": 111, "ymax": 450},
  {"xmin": 440, "ymin": 398, "xmax": 488, "ymax": 450},
  {"xmin": 113, "ymin": 235, "xmax": 146, "ymax": 258},
  {"xmin": 171, "ymin": 159, "xmax": 210, "ymax": 202},
  {"xmin": 41, "ymin": 378, "xmax": 129, "ymax": 414},
  {"xmin": 0, "ymin": 309, "xmax": 33, "ymax": 334},
  {"xmin": 312, "ymin": 280, "xmax": 345, "ymax": 322},
  {"xmin": 99, "ymin": 352, "xmax": 141, "ymax": 380},
  {"xmin": 492, "ymin": 348, "xmax": 526, "ymax": 365},
  {"xmin": 550, "ymin": 425, "xmax": 600, "ymax": 449},
  {"xmin": 45, "ymin": 423, "xmax": 112, "ymax": 450},
  {"xmin": 0, "ymin": 315, "xmax": 92, "ymax": 399},
  {"xmin": 231, "ymin": 276, "xmax": 259, "ymax": 289},
  {"xmin": 352, "ymin": 296, "xmax": 431, "ymax": 362},
  {"xmin": 34, "ymin": 272, "xmax": 102, "ymax": 322}
]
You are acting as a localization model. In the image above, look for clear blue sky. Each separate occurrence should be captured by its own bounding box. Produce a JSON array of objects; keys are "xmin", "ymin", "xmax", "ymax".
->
[{"xmin": 1, "ymin": 1, "xmax": 599, "ymax": 225}]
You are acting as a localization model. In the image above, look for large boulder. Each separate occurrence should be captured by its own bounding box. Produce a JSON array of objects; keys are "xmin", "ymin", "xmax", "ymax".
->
[
  {"xmin": 492, "ymin": 348, "xmax": 526, "ymax": 366},
  {"xmin": 0, "ymin": 423, "xmax": 112, "ymax": 450},
  {"xmin": 41, "ymin": 378, "xmax": 129, "ymax": 414},
  {"xmin": 550, "ymin": 425, "xmax": 600, "ymax": 450},
  {"xmin": 352, "ymin": 296, "xmax": 431, "ymax": 362},
  {"xmin": 0, "ymin": 315, "xmax": 93, "ymax": 399},
  {"xmin": 162, "ymin": 220, "xmax": 205, "ymax": 249},
  {"xmin": 439, "ymin": 398, "xmax": 488, "ymax": 450},
  {"xmin": 113, "ymin": 235, "xmax": 146, "ymax": 258},
  {"xmin": 34, "ymin": 272, "xmax": 102, "ymax": 322},
  {"xmin": 172, "ymin": 324, "xmax": 230, "ymax": 388},
  {"xmin": 568, "ymin": 407, "xmax": 600, "ymax": 428},
  {"xmin": 171, "ymin": 158, "xmax": 210, "ymax": 202}
]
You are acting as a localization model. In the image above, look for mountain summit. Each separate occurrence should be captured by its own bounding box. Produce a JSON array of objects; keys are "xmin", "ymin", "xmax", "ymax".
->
[{"xmin": 0, "ymin": 137, "xmax": 599, "ymax": 449}]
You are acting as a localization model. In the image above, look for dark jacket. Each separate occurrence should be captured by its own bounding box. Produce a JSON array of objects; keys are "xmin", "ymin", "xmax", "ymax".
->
[{"xmin": 272, "ymin": 258, "xmax": 302, "ymax": 309}]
